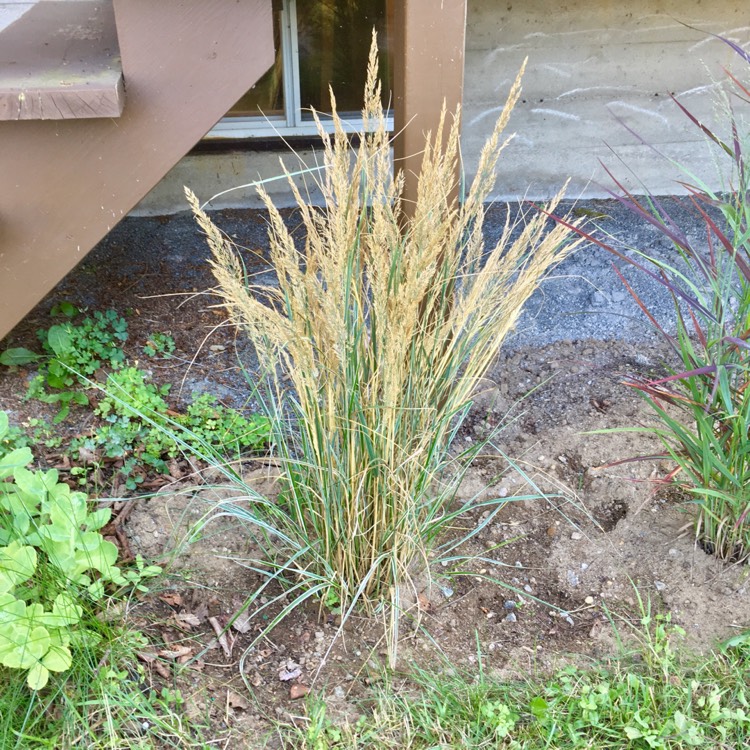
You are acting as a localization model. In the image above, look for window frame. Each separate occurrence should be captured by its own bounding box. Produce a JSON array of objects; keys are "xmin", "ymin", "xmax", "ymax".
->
[{"xmin": 205, "ymin": 0, "xmax": 393, "ymax": 140}]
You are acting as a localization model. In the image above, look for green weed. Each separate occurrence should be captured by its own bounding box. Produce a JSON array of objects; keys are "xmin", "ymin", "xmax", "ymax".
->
[
  {"xmin": 0, "ymin": 410, "xmax": 212, "ymax": 748},
  {"xmin": 0, "ymin": 412, "xmax": 160, "ymax": 689},
  {"xmin": 1, "ymin": 307, "xmax": 270, "ymax": 489},
  {"xmin": 76, "ymin": 367, "xmax": 271, "ymax": 489},
  {"xmin": 143, "ymin": 331, "xmax": 176, "ymax": 358},
  {"xmin": 1, "ymin": 307, "xmax": 128, "ymax": 422},
  {"xmin": 0, "ymin": 611, "xmax": 208, "ymax": 749},
  {"xmin": 0, "ymin": 418, "xmax": 62, "ymax": 453}
]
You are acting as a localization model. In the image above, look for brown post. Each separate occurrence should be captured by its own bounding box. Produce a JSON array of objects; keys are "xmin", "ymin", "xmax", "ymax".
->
[{"xmin": 391, "ymin": 0, "xmax": 467, "ymax": 212}]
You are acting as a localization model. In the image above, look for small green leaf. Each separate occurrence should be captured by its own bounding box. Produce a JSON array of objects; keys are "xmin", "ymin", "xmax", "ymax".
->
[
  {"xmin": 529, "ymin": 696, "xmax": 549, "ymax": 720},
  {"xmin": 0, "ymin": 593, "xmax": 25, "ymax": 623},
  {"xmin": 84, "ymin": 507, "xmax": 112, "ymax": 531},
  {"xmin": 0, "ymin": 542, "xmax": 37, "ymax": 593},
  {"xmin": 722, "ymin": 631, "xmax": 750, "ymax": 650},
  {"xmin": 87, "ymin": 580, "xmax": 105, "ymax": 600},
  {"xmin": 49, "ymin": 593, "xmax": 82, "ymax": 627},
  {"xmin": 46, "ymin": 326, "xmax": 73, "ymax": 357},
  {"xmin": 0, "ymin": 348, "xmax": 41, "ymax": 367},
  {"xmin": 624, "ymin": 727, "xmax": 643, "ymax": 740},
  {"xmin": 26, "ymin": 661, "xmax": 50, "ymax": 691},
  {"xmin": 42, "ymin": 643, "xmax": 72, "ymax": 673},
  {"xmin": 52, "ymin": 404, "xmax": 70, "ymax": 424},
  {"xmin": 76, "ymin": 537, "xmax": 119, "ymax": 577},
  {"xmin": 50, "ymin": 301, "xmax": 79, "ymax": 318},
  {"xmin": 0, "ymin": 625, "xmax": 50, "ymax": 669},
  {"xmin": 0, "ymin": 447, "xmax": 33, "ymax": 477}
]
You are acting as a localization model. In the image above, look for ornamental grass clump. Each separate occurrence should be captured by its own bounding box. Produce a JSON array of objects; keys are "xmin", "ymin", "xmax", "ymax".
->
[
  {"xmin": 188, "ymin": 41, "xmax": 580, "ymax": 627},
  {"xmin": 551, "ymin": 35, "xmax": 750, "ymax": 563}
]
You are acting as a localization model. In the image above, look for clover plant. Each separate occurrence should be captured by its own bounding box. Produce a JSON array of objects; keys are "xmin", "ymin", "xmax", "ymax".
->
[{"xmin": 0, "ymin": 412, "xmax": 160, "ymax": 690}]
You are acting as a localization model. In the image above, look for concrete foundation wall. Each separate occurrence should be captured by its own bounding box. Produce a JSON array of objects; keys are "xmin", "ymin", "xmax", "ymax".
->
[
  {"xmin": 130, "ymin": 148, "xmax": 322, "ymax": 215},
  {"xmin": 466, "ymin": 0, "xmax": 747, "ymax": 201},
  {"xmin": 133, "ymin": 0, "xmax": 748, "ymax": 214}
]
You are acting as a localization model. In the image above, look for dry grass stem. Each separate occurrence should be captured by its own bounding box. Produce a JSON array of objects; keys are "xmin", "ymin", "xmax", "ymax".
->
[{"xmin": 188, "ymin": 36, "xmax": 582, "ymax": 657}]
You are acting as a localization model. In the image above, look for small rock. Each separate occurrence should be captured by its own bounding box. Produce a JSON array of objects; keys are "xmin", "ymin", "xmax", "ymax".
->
[
  {"xmin": 279, "ymin": 660, "xmax": 302, "ymax": 682},
  {"xmin": 232, "ymin": 611, "xmax": 252, "ymax": 634},
  {"xmin": 523, "ymin": 584, "xmax": 533, "ymax": 594},
  {"xmin": 333, "ymin": 685, "xmax": 346, "ymax": 699},
  {"xmin": 668, "ymin": 548, "xmax": 679, "ymax": 556},
  {"xmin": 441, "ymin": 586, "xmax": 454, "ymax": 598},
  {"xmin": 581, "ymin": 562, "xmax": 589, "ymax": 571},
  {"xmin": 571, "ymin": 532, "xmax": 583, "ymax": 541},
  {"xmin": 546, "ymin": 525, "xmax": 557, "ymax": 537},
  {"xmin": 584, "ymin": 596, "xmax": 595, "ymax": 605},
  {"xmin": 504, "ymin": 612, "xmax": 517, "ymax": 623},
  {"xmin": 227, "ymin": 690, "xmax": 250, "ymax": 710},
  {"xmin": 654, "ymin": 581, "xmax": 667, "ymax": 592},
  {"xmin": 503, "ymin": 600, "xmax": 516, "ymax": 611},
  {"xmin": 566, "ymin": 570, "xmax": 580, "ymax": 587},
  {"xmin": 290, "ymin": 684, "xmax": 310, "ymax": 700}
]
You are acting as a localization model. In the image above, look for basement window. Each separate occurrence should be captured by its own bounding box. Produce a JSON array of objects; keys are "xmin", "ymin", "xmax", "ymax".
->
[{"xmin": 206, "ymin": 0, "xmax": 393, "ymax": 140}]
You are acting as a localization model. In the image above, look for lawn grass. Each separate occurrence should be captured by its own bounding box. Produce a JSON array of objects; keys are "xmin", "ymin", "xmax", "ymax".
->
[
  {"xmin": 279, "ymin": 615, "xmax": 750, "ymax": 749},
  {"xmin": 0, "ymin": 601, "xmax": 210, "ymax": 750}
]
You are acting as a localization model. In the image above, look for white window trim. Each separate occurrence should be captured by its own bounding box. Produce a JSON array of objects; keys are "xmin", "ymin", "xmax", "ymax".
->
[{"xmin": 205, "ymin": 0, "xmax": 393, "ymax": 140}]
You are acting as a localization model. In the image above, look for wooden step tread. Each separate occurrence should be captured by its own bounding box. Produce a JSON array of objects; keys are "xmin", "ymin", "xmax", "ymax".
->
[{"xmin": 0, "ymin": 0, "xmax": 123, "ymax": 120}]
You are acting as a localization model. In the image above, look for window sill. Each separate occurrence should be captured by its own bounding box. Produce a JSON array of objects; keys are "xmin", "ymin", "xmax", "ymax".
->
[{"xmin": 204, "ymin": 114, "xmax": 394, "ymax": 142}]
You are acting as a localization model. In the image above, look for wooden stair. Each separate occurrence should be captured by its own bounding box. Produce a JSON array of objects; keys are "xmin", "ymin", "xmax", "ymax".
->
[{"xmin": 0, "ymin": 0, "xmax": 274, "ymax": 339}]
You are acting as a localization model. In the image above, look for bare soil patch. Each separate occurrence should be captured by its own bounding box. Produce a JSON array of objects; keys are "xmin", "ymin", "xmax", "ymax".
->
[
  {"xmin": 114, "ymin": 339, "xmax": 750, "ymax": 746},
  {"xmin": 1, "ymin": 209, "xmax": 749, "ymax": 746}
]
